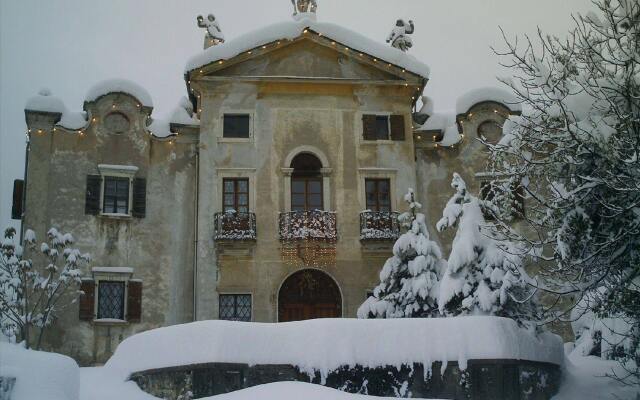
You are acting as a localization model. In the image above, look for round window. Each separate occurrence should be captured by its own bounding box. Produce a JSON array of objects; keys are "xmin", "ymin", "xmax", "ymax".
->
[
  {"xmin": 477, "ymin": 120, "xmax": 502, "ymax": 143},
  {"xmin": 104, "ymin": 112, "xmax": 130, "ymax": 134}
]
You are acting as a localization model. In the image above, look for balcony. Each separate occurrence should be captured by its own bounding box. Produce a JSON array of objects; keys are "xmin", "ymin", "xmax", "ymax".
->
[
  {"xmin": 279, "ymin": 210, "xmax": 337, "ymax": 241},
  {"xmin": 214, "ymin": 212, "xmax": 257, "ymax": 241},
  {"xmin": 360, "ymin": 211, "xmax": 400, "ymax": 241}
]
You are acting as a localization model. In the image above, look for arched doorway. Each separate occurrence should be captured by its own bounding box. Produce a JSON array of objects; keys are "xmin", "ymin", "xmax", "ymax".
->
[{"xmin": 278, "ymin": 269, "xmax": 342, "ymax": 322}]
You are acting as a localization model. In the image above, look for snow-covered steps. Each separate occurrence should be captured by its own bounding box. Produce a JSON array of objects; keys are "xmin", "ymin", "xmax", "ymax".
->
[{"xmin": 101, "ymin": 317, "xmax": 563, "ymax": 399}]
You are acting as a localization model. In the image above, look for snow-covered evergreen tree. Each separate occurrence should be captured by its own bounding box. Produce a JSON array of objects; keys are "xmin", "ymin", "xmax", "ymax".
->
[
  {"xmin": 357, "ymin": 189, "xmax": 444, "ymax": 318},
  {"xmin": 0, "ymin": 227, "xmax": 88, "ymax": 348},
  {"xmin": 489, "ymin": 0, "xmax": 640, "ymax": 383},
  {"xmin": 436, "ymin": 174, "xmax": 540, "ymax": 328}
]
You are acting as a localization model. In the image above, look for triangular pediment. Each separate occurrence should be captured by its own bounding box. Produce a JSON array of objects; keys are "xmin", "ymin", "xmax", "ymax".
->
[{"xmin": 204, "ymin": 36, "xmax": 408, "ymax": 82}]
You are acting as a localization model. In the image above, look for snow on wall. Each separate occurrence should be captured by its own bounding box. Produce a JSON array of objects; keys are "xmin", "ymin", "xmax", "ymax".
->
[
  {"xmin": 185, "ymin": 17, "xmax": 430, "ymax": 78},
  {"xmin": 0, "ymin": 342, "xmax": 79, "ymax": 400},
  {"xmin": 105, "ymin": 317, "xmax": 563, "ymax": 381},
  {"xmin": 455, "ymin": 87, "xmax": 522, "ymax": 115},
  {"xmin": 85, "ymin": 79, "xmax": 154, "ymax": 108}
]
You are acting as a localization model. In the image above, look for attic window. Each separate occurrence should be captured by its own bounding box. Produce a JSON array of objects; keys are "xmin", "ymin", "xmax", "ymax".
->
[{"xmin": 223, "ymin": 114, "xmax": 251, "ymax": 138}]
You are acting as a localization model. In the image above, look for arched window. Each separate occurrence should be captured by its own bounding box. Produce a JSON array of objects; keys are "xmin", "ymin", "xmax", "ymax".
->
[{"xmin": 290, "ymin": 153, "xmax": 323, "ymax": 211}]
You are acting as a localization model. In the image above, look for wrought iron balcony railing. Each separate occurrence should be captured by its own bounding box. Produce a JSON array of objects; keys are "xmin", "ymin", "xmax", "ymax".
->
[
  {"xmin": 359, "ymin": 211, "xmax": 400, "ymax": 241},
  {"xmin": 279, "ymin": 210, "xmax": 337, "ymax": 241},
  {"xmin": 214, "ymin": 211, "xmax": 257, "ymax": 241}
]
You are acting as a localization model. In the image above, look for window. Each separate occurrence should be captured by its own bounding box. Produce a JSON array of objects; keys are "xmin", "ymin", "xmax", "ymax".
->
[
  {"xmin": 219, "ymin": 294, "xmax": 251, "ymax": 321},
  {"xmin": 365, "ymin": 179, "xmax": 391, "ymax": 212},
  {"xmin": 97, "ymin": 281, "xmax": 125, "ymax": 320},
  {"xmin": 223, "ymin": 114, "xmax": 251, "ymax": 138},
  {"xmin": 103, "ymin": 177, "xmax": 130, "ymax": 214},
  {"xmin": 291, "ymin": 179, "xmax": 323, "ymax": 211},
  {"xmin": 374, "ymin": 116, "xmax": 390, "ymax": 140},
  {"xmin": 223, "ymin": 178, "xmax": 249, "ymax": 213},
  {"xmin": 477, "ymin": 120, "xmax": 502, "ymax": 144},
  {"xmin": 362, "ymin": 114, "xmax": 406, "ymax": 141}
]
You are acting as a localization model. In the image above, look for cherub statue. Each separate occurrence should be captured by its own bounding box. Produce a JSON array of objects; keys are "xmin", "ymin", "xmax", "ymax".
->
[
  {"xmin": 387, "ymin": 19, "xmax": 415, "ymax": 52},
  {"xmin": 197, "ymin": 14, "xmax": 225, "ymax": 49},
  {"xmin": 291, "ymin": 0, "xmax": 318, "ymax": 15}
]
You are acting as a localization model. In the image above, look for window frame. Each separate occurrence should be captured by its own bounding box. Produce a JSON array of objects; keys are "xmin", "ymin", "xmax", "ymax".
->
[
  {"xmin": 222, "ymin": 178, "xmax": 250, "ymax": 213},
  {"xmin": 96, "ymin": 280, "xmax": 126, "ymax": 320},
  {"xmin": 102, "ymin": 176, "xmax": 131, "ymax": 215},
  {"xmin": 290, "ymin": 177, "xmax": 324, "ymax": 212},
  {"xmin": 218, "ymin": 293, "xmax": 253, "ymax": 322},
  {"xmin": 364, "ymin": 178, "xmax": 392, "ymax": 212},
  {"xmin": 218, "ymin": 110, "xmax": 255, "ymax": 143}
]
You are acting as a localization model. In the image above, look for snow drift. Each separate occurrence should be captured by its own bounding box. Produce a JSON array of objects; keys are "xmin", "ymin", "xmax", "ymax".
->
[
  {"xmin": 105, "ymin": 317, "xmax": 563, "ymax": 381},
  {"xmin": 0, "ymin": 342, "xmax": 79, "ymax": 400}
]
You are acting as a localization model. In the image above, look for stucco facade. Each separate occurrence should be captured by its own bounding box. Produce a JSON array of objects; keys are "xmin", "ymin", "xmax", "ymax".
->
[{"xmin": 22, "ymin": 21, "xmax": 521, "ymax": 365}]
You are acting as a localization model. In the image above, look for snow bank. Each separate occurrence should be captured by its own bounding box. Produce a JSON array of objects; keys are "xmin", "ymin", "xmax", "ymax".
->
[
  {"xmin": 0, "ymin": 342, "xmax": 79, "ymax": 400},
  {"xmin": 552, "ymin": 351, "xmax": 638, "ymax": 400},
  {"xmin": 456, "ymin": 87, "xmax": 522, "ymax": 115},
  {"xmin": 85, "ymin": 79, "xmax": 153, "ymax": 108},
  {"xmin": 202, "ymin": 382, "xmax": 438, "ymax": 400},
  {"xmin": 105, "ymin": 317, "xmax": 563, "ymax": 381},
  {"xmin": 185, "ymin": 18, "xmax": 430, "ymax": 78}
]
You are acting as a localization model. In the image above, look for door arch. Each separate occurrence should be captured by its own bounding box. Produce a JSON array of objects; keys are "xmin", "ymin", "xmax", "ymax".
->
[{"xmin": 278, "ymin": 269, "xmax": 342, "ymax": 322}]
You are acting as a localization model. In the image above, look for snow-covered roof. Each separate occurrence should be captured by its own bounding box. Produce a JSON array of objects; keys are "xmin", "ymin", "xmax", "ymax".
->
[
  {"xmin": 440, "ymin": 124, "xmax": 463, "ymax": 147},
  {"xmin": 147, "ymin": 97, "xmax": 200, "ymax": 137},
  {"xmin": 417, "ymin": 111, "xmax": 456, "ymax": 132},
  {"xmin": 25, "ymin": 89, "xmax": 88, "ymax": 130},
  {"xmin": 185, "ymin": 17, "xmax": 430, "ymax": 78},
  {"xmin": 456, "ymin": 87, "xmax": 522, "ymax": 115},
  {"xmin": 85, "ymin": 79, "xmax": 154, "ymax": 108},
  {"xmin": 104, "ymin": 317, "xmax": 563, "ymax": 381},
  {"xmin": 25, "ymin": 88, "xmax": 66, "ymax": 114}
]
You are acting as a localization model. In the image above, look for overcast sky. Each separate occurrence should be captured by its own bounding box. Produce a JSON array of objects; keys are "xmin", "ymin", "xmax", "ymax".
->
[{"xmin": 0, "ymin": 0, "xmax": 595, "ymax": 230}]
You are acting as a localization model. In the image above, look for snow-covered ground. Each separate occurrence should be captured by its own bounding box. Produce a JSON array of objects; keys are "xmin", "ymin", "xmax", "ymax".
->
[
  {"xmin": 552, "ymin": 350, "xmax": 638, "ymax": 400},
  {"xmin": 0, "ymin": 342, "xmax": 79, "ymax": 400},
  {"xmin": 199, "ymin": 382, "xmax": 440, "ymax": 400}
]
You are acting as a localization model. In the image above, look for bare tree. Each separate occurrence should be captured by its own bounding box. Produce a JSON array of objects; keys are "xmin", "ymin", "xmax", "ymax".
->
[{"xmin": 0, "ymin": 227, "xmax": 88, "ymax": 349}]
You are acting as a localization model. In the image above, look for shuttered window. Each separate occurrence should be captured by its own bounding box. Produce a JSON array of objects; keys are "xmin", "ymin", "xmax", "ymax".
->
[
  {"xmin": 79, "ymin": 280, "xmax": 95, "ymax": 321},
  {"xmin": 85, "ymin": 173, "xmax": 146, "ymax": 218},
  {"xmin": 363, "ymin": 114, "xmax": 405, "ymax": 141},
  {"xmin": 219, "ymin": 294, "xmax": 251, "ymax": 322},
  {"xmin": 11, "ymin": 179, "xmax": 24, "ymax": 220}
]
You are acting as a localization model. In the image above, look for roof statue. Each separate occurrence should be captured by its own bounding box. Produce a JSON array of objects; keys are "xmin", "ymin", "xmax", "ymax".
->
[
  {"xmin": 197, "ymin": 14, "xmax": 225, "ymax": 50},
  {"xmin": 292, "ymin": 0, "xmax": 317, "ymax": 20},
  {"xmin": 387, "ymin": 19, "xmax": 414, "ymax": 52}
]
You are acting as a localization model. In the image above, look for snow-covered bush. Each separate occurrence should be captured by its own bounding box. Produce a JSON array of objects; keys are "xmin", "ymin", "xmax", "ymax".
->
[
  {"xmin": 489, "ymin": 0, "xmax": 640, "ymax": 383},
  {"xmin": 436, "ymin": 174, "xmax": 540, "ymax": 328},
  {"xmin": 0, "ymin": 227, "xmax": 88, "ymax": 349},
  {"xmin": 357, "ymin": 189, "xmax": 444, "ymax": 318}
]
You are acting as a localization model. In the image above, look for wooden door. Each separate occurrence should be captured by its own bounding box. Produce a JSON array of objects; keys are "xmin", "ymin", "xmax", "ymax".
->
[{"xmin": 278, "ymin": 269, "xmax": 341, "ymax": 322}]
